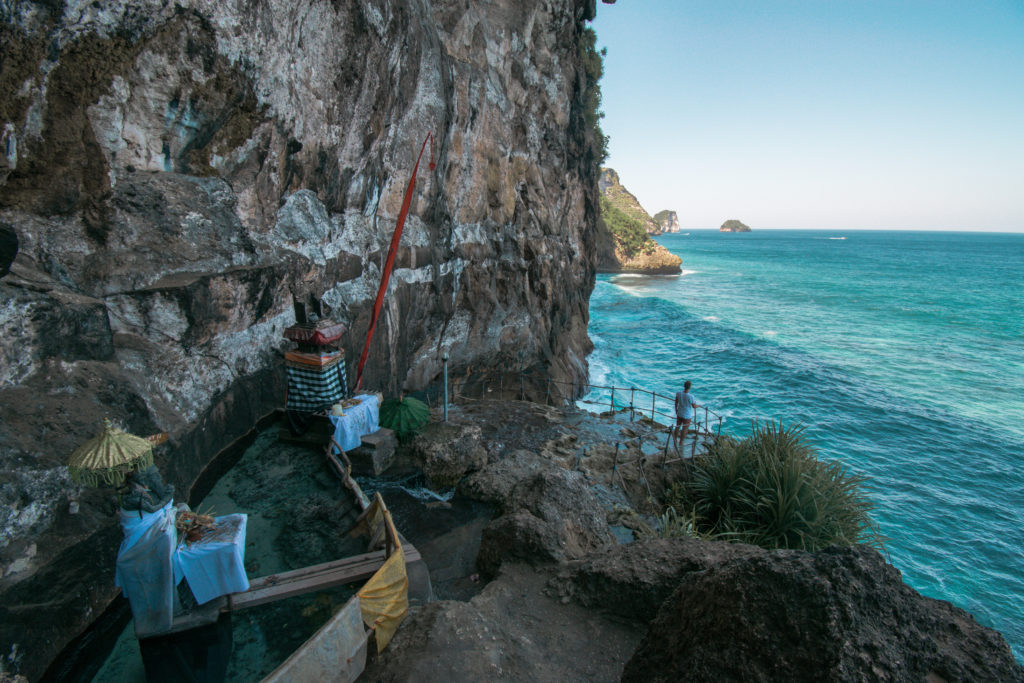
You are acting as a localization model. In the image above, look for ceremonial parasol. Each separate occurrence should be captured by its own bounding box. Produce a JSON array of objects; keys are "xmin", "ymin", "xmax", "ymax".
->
[
  {"xmin": 378, "ymin": 396, "xmax": 430, "ymax": 441},
  {"xmin": 67, "ymin": 419, "xmax": 155, "ymax": 487}
]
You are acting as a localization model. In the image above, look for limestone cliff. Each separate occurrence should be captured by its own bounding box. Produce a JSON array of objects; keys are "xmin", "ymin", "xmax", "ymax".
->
[
  {"xmin": 653, "ymin": 209, "xmax": 680, "ymax": 233},
  {"xmin": 596, "ymin": 167, "xmax": 681, "ymax": 274},
  {"xmin": 598, "ymin": 168, "xmax": 657, "ymax": 234},
  {"xmin": 0, "ymin": 0, "xmax": 602, "ymax": 677}
]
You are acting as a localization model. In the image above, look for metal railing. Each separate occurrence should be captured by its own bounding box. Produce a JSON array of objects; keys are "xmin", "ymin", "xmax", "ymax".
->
[{"xmin": 412, "ymin": 370, "xmax": 723, "ymax": 446}]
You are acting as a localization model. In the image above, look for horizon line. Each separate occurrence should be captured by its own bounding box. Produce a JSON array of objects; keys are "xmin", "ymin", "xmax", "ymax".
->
[{"xmin": 664, "ymin": 227, "xmax": 1024, "ymax": 234}]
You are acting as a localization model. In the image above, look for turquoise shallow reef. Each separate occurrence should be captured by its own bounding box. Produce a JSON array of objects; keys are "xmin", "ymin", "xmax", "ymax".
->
[{"xmin": 585, "ymin": 229, "xmax": 1024, "ymax": 659}]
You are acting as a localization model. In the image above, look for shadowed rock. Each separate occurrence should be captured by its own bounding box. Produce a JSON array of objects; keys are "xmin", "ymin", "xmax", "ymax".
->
[
  {"xmin": 552, "ymin": 536, "xmax": 764, "ymax": 622},
  {"xmin": 410, "ymin": 422, "xmax": 488, "ymax": 488},
  {"xmin": 622, "ymin": 544, "xmax": 1024, "ymax": 683},
  {"xmin": 0, "ymin": 223, "xmax": 16, "ymax": 277}
]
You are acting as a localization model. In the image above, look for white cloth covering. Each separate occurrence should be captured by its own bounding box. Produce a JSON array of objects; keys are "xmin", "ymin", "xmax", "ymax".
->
[
  {"xmin": 328, "ymin": 394, "xmax": 380, "ymax": 452},
  {"xmin": 173, "ymin": 514, "xmax": 250, "ymax": 605}
]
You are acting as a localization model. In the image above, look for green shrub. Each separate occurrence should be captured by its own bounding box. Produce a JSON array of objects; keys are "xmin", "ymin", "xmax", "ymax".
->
[
  {"xmin": 578, "ymin": 27, "xmax": 609, "ymax": 164},
  {"xmin": 687, "ymin": 422, "xmax": 881, "ymax": 551}
]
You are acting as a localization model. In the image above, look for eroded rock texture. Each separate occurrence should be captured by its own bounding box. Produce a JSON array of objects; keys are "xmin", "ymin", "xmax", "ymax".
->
[
  {"xmin": 622, "ymin": 545, "xmax": 1024, "ymax": 683},
  {"xmin": 0, "ymin": 0, "xmax": 601, "ymax": 676}
]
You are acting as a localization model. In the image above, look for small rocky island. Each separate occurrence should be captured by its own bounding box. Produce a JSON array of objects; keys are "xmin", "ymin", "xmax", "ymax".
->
[{"xmin": 720, "ymin": 219, "xmax": 752, "ymax": 232}]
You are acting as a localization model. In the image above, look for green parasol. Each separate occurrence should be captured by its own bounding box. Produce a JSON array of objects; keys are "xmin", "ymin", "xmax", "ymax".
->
[
  {"xmin": 67, "ymin": 419, "xmax": 154, "ymax": 487},
  {"xmin": 379, "ymin": 396, "xmax": 430, "ymax": 441}
]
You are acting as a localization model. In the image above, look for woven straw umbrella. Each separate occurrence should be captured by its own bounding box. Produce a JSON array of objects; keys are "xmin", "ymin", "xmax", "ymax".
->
[{"xmin": 67, "ymin": 419, "xmax": 155, "ymax": 487}]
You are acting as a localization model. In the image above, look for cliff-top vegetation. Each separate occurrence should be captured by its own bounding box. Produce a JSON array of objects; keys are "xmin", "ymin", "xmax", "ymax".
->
[
  {"xmin": 599, "ymin": 195, "xmax": 655, "ymax": 258},
  {"xmin": 579, "ymin": 28, "xmax": 608, "ymax": 164}
]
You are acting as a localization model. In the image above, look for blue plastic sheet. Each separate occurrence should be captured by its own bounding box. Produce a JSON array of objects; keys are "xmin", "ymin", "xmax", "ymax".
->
[{"xmin": 115, "ymin": 502, "xmax": 177, "ymax": 636}]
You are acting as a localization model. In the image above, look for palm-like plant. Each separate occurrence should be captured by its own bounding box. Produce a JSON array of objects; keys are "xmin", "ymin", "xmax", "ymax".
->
[{"xmin": 687, "ymin": 422, "xmax": 881, "ymax": 551}]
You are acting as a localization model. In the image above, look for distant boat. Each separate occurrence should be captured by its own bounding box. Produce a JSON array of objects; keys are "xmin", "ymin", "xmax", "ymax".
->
[{"xmin": 829, "ymin": 237, "xmax": 846, "ymax": 240}]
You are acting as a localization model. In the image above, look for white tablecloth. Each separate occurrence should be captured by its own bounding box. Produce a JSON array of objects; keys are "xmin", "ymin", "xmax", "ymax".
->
[
  {"xmin": 174, "ymin": 514, "xmax": 250, "ymax": 605},
  {"xmin": 328, "ymin": 394, "xmax": 380, "ymax": 452}
]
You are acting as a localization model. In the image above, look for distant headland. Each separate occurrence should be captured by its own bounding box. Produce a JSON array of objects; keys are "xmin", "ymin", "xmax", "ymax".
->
[
  {"xmin": 720, "ymin": 220, "xmax": 751, "ymax": 232},
  {"xmin": 596, "ymin": 168, "xmax": 682, "ymax": 274}
]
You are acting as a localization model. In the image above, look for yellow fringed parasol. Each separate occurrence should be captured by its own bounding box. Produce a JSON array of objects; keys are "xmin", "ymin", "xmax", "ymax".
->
[{"xmin": 67, "ymin": 419, "xmax": 155, "ymax": 487}]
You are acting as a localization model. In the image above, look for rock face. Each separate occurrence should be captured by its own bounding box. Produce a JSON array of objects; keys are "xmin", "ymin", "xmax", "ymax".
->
[
  {"xmin": 720, "ymin": 219, "xmax": 751, "ymax": 232},
  {"xmin": 622, "ymin": 545, "xmax": 1024, "ymax": 683},
  {"xmin": 476, "ymin": 466, "xmax": 614, "ymax": 578},
  {"xmin": 596, "ymin": 167, "xmax": 681, "ymax": 274},
  {"xmin": 410, "ymin": 422, "xmax": 488, "ymax": 488},
  {"xmin": 0, "ymin": 0, "xmax": 603, "ymax": 677},
  {"xmin": 653, "ymin": 209, "xmax": 680, "ymax": 233},
  {"xmin": 554, "ymin": 536, "xmax": 764, "ymax": 622}
]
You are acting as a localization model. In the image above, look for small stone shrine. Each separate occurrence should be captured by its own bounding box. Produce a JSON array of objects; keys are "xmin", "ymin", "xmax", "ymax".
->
[{"xmin": 283, "ymin": 313, "xmax": 348, "ymax": 431}]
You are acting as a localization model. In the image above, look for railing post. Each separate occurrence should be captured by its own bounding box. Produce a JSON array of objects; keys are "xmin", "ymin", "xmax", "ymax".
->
[
  {"xmin": 630, "ymin": 387, "xmax": 635, "ymax": 421},
  {"xmin": 651, "ymin": 392, "xmax": 656, "ymax": 420},
  {"xmin": 442, "ymin": 352, "xmax": 449, "ymax": 422},
  {"xmin": 610, "ymin": 387, "xmax": 615, "ymax": 412},
  {"xmin": 545, "ymin": 378, "xmax": 550, "ymax": 406}
]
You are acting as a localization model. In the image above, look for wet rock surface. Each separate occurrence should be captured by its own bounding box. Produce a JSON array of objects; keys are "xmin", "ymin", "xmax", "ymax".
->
[{"xmin": 622, "ymin": 544, "xmax": 1024, "ymax": 683}]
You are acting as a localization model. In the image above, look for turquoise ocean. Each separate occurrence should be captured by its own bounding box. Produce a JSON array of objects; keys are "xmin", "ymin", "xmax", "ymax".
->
[{"xmin": 584, "ymin": 230, "xmax": 1023, "ymax": 659}]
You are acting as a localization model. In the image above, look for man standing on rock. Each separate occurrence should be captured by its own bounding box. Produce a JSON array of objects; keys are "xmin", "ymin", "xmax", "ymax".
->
[{"xmin": 672, "ymin": 380, "xmax": 700, "ymax": 455}]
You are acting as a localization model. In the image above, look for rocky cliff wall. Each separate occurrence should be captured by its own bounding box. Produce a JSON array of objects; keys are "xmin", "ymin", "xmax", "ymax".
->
[{"xmin": 0, "ymin": 0, "xmax": 601, "ymax": 677}]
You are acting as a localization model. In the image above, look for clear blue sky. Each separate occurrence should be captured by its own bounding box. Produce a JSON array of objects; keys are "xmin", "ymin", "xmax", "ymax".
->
[{"xmin": 592, "ymin": 1, "xmax": 1024, "ymax": 231}]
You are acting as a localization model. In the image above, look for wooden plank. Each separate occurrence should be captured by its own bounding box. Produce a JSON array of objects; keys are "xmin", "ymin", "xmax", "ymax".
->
[{"xmin": 226, "ymin": 545, "xmax": 422, "ymax": 612}]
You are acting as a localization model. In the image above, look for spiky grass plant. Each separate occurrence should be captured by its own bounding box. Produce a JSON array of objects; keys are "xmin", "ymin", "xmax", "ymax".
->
[
  {"xmin": 687, "ymin": 422, "xmax": 881, "ymax": 551},
  {"xmin": 638, "ymin": 506, "xmax": 705, "ymax": 540}
]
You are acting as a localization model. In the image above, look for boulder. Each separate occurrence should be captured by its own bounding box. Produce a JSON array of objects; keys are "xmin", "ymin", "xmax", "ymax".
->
[
  {"xmin": 410, "ymin": 423, "xmax": 488, "ymax": 488},
  {"xmin": 457, "ymin": 448, "xmax": 546, "ymax": 506},
  {"xmin": 476, "ymin": 468, "xmax": 613, "ymax": 577},
  {"xmin": 622, "ymin": 545, "xmax": 1024, "ymax": 683},
  {"xmin": 552, "ymin": 537, "xmax": 764, "ymax": 622}
]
